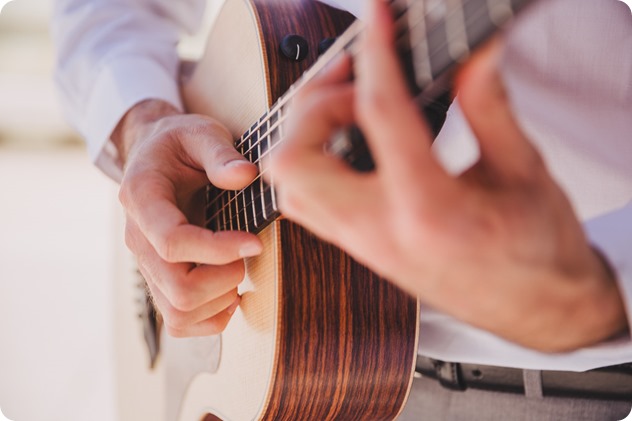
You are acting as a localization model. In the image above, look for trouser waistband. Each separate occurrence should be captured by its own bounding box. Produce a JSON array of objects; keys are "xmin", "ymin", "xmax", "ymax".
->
[{"xmin": 415, "ymin": 356, "xmax": 632, "ymax": 401}]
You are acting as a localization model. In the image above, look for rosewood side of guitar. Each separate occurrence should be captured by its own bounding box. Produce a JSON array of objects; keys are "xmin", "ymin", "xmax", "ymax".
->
[{"xmin": 177, "ymin": 0, "xmax": 419, "ymax": 420}]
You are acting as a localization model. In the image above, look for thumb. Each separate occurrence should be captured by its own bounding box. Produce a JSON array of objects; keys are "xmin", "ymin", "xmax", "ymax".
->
[
  {"xmin": 179, "ymin": 116, "xmax": 259, "ymax": 190},
  {"xmin": 457, "ymin": 39, "xmax": 544, "ymax": 182}
]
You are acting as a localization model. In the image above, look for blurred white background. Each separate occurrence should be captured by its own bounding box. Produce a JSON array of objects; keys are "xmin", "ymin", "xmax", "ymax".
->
[
  {"xmin": 0, "ymin": 0, "xmax": 223, "ymax": 418},
  {"xmin": 0, "ymin": 1, "xmax": 167, "ymax": 420}
]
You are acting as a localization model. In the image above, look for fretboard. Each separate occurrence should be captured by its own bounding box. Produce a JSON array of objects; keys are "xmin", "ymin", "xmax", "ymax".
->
[
  {"xmin": 206, "ymin": 109, "xmax": 285, "ymax": 233},
  {"xmin": 205, "ymin": 0, "xmax": 534, "ymax": 234}
]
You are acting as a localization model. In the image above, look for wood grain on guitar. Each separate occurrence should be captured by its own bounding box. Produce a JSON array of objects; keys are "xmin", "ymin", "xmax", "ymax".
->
[
  {"xmin": 178, "ymin": 0, "xmax": 418, "ymax": 420},
  {"xmin": 174, "ymin": 0, "xmax": 533, "ymax": 419}
]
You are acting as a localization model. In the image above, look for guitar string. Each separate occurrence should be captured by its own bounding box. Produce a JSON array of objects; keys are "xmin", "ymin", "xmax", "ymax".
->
[
  {"xmin": 217, "ymin": 0, "xmax": 503, "ymax": 192},
  {"xmin": 229, "ymin": 0, "xmax": 444, "ymax": 155},
  {"xmin": 231, "ymin": 0, "xmax": 528, "ymax": 159},
  {"xmin": 212, "ymin": 0, "xmax": 447, "ymax": 188},
  {"xmin": 230, "ymin": 0, "xmax": 511, "ymax": 162},
  {"xmin": 206, "ymin": 0, "xmax": 509, "ymax": 231},
  {"xmin": 206, "ymin": 0, "xmax": 512, "ymax": 230}
]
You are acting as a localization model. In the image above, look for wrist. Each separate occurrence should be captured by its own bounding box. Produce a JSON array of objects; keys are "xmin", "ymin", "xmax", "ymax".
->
[
  {"xmin": 584, "ymin": 247, "xmax": 629, "ymax": 341},
  {"xmin": 549, "ymin": 247, "xmax": 629, "ymax": 352},
  {"xmin": 111, "ymin": 99, "xmax": 181, "ymax": 166}
]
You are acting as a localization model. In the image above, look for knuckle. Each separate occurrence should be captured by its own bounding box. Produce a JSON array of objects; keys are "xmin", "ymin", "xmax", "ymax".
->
[
  {"xmin": 524, "ymin": 151, "xmax": 547, "ymax": 180},
  {"xmin": 186, "ymin": 117, "xmax": 232, "ymax": 145},
  {"xmin": 357, "ymin": 88, "xmax": 408, "ymax": 129},
  {"xmin": 292, "ymin": 86, "xmax": 315, "ymax": 106},
  {"xmin": 123, "ymin": 224, "xmax": 135, "ymax": 251},
  {"xmin": 118, "ymin": 171, "xmax": 148, "ymax": 210},
  {"xmin": 203, "ymin": 317, "xmax": 230, "ymax": 336},
  {"xmin": 208, "ymin": 142, "xmax": 240, "ymax": 166},
  {"xmin": 161, "ymin": 303, "xmax": 190, "ymax": 330},
  {"xmin": 271, "ymin": 145, "xmax": 299, "ymax": 178},
  {"xmin": 229, "ymin": 260, "xmax": 246, "ymax": 284},
  {"xmin": 275, "ymin": 188, "xmax": 302, "ymax": 218},
  {"xmin": 168, "ymin": 286, "xmax": 197, "ymax": 313},
  {"xmin": 147, "ymin": 114, "xmax": 174, "ymax": 133},
  {"xmin": 154, "ymin": 229, "xmax": 180, "ymax": 262},
  {"xmin": 201, "ymin": 143, "xmax": 248, "ymax": 180},
  {"xmin": 358, "ymin": 89, "xmax": 390, "ymax": 120},
  {"xmin": 165, "ymin": 324, "xmax": 187, "ymax": 338},
  {"xmin": 117, "ymin": 182, "xmax": 131, "ymax": 207}
]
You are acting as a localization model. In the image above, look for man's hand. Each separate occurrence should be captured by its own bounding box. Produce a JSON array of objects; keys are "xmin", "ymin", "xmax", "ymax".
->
[
  {"xmin": 112, "ymin": 99, "xmax": 263, "ymax": 337},
  {"xmin": 267, "ymin": 0, "xmax": 627, "ymax": 352}
]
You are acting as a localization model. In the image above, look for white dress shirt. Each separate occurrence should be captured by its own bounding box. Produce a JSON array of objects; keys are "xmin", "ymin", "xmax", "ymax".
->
[{"xmin": 52, "ymin": 0, "xmax": 632, "ymax": 371}]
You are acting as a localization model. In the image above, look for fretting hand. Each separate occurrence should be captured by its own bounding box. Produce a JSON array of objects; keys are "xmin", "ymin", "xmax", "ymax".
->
[{"xmin": 113, "ymin": 100, "xmax": 262, "ymax": 337}]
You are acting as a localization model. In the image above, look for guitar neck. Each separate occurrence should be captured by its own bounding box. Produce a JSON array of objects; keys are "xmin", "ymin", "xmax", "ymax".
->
[{"xmin": 205, "ymin": 0, "xmax": 534, "ymax": 234}]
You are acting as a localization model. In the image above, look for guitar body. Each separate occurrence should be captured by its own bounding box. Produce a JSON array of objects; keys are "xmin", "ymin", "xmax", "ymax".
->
[{"xmin": 174, "ymin": 0, "xmax": 420, "ymax": 420}]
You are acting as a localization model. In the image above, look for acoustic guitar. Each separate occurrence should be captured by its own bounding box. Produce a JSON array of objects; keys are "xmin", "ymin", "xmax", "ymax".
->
[{"xmin": 165, "ymin": 0, "xmax": 533, "ymax": 420}]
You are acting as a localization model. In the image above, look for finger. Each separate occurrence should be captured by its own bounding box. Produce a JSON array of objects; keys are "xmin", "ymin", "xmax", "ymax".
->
[
  {"xmin": 267, "ymin": 55, "xmax": 352, "ymax": 191},
  {"xmin": 156, "ymin": 286, "xmax": 239, "ymax": 334},
  {"xmin": 278, "ymin": 84, "xmax": 356, "ymax": 156},
  {"xmin": 457, "ymin": 38, "xmax": 545, "ymax": 182},
  {"xmin": 175, "ymin": 116, "xmax": 258, "ymax": 190},
  {"xmin": 121, "ymin": 174, "xmax": 263, "ymax": 264},
  {"xmin": 268, "ymin": 85, "xmax": 360, "ymax": 197},
  {"xmin": 294, "ymin": 53, "xmax": 353, "ymax": 102},
  {"xmin": 126, "ymin": 219, "xmax": 246, "ymax": 311},
  {"xmin": 355, "ymin": 0, "xmax": 451, "ymax": 191},
  {"xmin": 166, "ymin": 302, "xmax": 239, "ymax": 338},
  {"xmin": 278, "ymin": 177, "xmax": 383, "ymax": 255},
  {"xmin": 268, "ymin": 84, "xmax": 379, "ymax": 238},
  {"xmin": 141, "ymin": 266, "xmax": 240, "ymax": 337}
]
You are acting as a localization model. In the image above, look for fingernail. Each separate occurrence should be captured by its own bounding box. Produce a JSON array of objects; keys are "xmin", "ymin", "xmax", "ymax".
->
[
  {"xmin": 239, "ymin": 242, "xmax": 263, "ymax": 258},
  {"xmin": 223, "ymin": 158, "xmax": 251, "ymax": 168},
  {"xmin": 227, "ymin": 297, "xmax": 241, "ymax": 315}
]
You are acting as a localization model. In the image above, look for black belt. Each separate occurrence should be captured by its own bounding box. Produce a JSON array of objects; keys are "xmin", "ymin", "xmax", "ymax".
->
[{"xmin": 416, "ymin": 356, "xmax": 632, "ymax": 401}]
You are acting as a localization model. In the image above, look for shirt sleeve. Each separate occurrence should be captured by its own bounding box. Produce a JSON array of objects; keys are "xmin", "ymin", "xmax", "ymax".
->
[
  {"xmin": 585, "ymin": 201, "xmax": 632, "ymax": 336},
  {"xmin": 51, "ymin": 0, "xmax": 206, "ymax": 181}
]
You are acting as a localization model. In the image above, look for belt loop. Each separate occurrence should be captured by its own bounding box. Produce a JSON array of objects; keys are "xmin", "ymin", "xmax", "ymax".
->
[
  {"xmin": 523, "ymin": 369, "xmax": 543, "ymax": 399},
  {"xmin": 431, "ymin": 359, "xmax": 467, "ymax": 391}
]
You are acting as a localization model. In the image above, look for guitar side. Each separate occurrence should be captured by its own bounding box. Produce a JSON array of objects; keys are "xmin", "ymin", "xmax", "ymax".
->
[{"xmin": 176, "ymin": 0, "xmax": 420, "ymax": 420}]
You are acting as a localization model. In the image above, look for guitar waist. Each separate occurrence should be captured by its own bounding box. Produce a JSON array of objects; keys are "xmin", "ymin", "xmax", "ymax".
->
[{"xmin": 416, "ymin": 355, "xmax": 632, "ymax": 401}]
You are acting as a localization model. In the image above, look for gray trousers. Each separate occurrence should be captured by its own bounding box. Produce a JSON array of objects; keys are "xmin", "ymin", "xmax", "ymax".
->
[{"xmin": 398, "ymin": 373, "xmax": 632, "ymax": 421}]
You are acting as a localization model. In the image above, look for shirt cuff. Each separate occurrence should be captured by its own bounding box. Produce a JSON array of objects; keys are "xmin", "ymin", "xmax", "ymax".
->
[
  {"xmin": 82, "ymin": 56, "xmax": 184, "ymax": 182},
  {"xmin": 584, "ymin": 201, "xmax": 632, "ymax": 336}
]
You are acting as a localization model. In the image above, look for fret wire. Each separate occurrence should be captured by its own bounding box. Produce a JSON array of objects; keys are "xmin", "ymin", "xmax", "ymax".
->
[
  {"xmin": 250, "ymin": 180, "xmax": 258, "ymax": 228},
  {"xmin": 487, "ymin": 0, "xmax": 513, "ymax": 26},
  {"xmin": 229, "ymin": 2, "xmax": 429, "ymax": 158},
  {"xmin": 258, "ymin": 140, "xmax": 268, "ymax": 221},
  {"xmin": 402, "ymin": 1, "xmax": 511, "ymax": 82},
  {"xmin": 240, "ymin": 188, "xmax": 249, "ymax": 231},
  {"xmin": 241, "ymin": 187, "xmax": 271, "ymax": 232},
  {"xmin": 401, "ymin": 1, "xmax": 484, "ymax": 69},
  {"xmin": 226, "ymin": 190, "xmax": 234, "ymax": 230},
  {"xmin": 234, "ymin": 190, "xmax": 243, "ymax": 230},
  {"xmin": 408, "ymin": 0, "xmax": 433, "ymax": 86},
  {"xmin": 206, "ymin": 0, "xmax": 524, "ymax": 230},
  {"xmin": 207, "ymin": 183, "xmax": 280, "ymax": 232},
  {"xmin": 235, "ymin": 0, "xmax": 503, "ymax": 163},
  {"xmin": 204, "ymin": 113, "xmax": 290, "ymax": 225},
  {"xmin": 445, "ymin": 0, "xmax": 470, "ymax": 60},
  {"xmin": 235, "ymin": 0, "xmax": 508, "ymax": 159},
  {"xmin": 233, "ymin": 190, "xmax": 240, "ymax": 231},
  {"xmin": 220, "ymin": 190, "xmax": 228, "ymax": 231},
  {"xmin": 205, "ymin": 110, "xmax": 287, "ymax": 213},
  {"xmin": 259, "ymin": 174, "xmax": 268, "ymax": 221}
]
